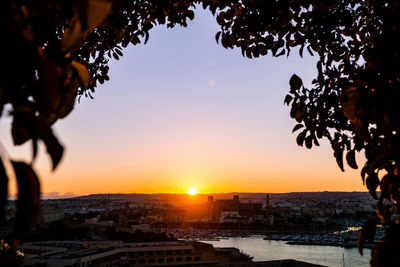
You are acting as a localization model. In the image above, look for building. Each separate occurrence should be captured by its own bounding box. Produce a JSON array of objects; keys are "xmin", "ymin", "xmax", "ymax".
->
[
  {"xmin": 22, "ymin": 240, "xmax": 253, "ymax": 267},
  {"xmin": 161, "ymin": 208, "xmax": 186, "ymax": 223},
  {"xmin": 219, "ymin": 211, "xmax": 241, "ymax": 223},
  {"xmin": 39, "ymin": 208, "xmax": 64, "ymax": 225},
  {"xmin": 207, "ymin": 195, "xmax": 263, "ymax": 224}
]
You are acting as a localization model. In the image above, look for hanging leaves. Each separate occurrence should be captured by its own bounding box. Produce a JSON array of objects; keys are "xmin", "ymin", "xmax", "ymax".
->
[
  {"xmin": 12, "ymin": 161, "xmax": 40, "ymax": 236},
  {"xmin": 305, "ymin": 135, "xmax": 313, "ymax": 149},
  {"xmin": 11, "ymin": 110, "xmax": 64, "ymax": 170}
]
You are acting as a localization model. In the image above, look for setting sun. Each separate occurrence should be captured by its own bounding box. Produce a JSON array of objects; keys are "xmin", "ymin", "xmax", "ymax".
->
[{"xmin": 187, "ymin": 187, "xmax": 198, "ymax": 195}]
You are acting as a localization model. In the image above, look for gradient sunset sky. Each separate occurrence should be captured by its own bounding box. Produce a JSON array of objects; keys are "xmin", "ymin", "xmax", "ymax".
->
[{"xmin": 0, "ymin": 8, "xmax": 366, "ymax": 197}]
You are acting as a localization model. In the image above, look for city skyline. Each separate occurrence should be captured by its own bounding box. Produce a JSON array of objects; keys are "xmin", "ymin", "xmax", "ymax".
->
[{"xmin": 0, "ymin": 9, "xmax": 366, "ymax": 196}]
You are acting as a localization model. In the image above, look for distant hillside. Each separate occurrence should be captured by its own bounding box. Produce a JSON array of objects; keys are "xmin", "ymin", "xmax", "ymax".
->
[{"xmin": 68, "ymin": 191, "xmax": 371, "ymax": 203}]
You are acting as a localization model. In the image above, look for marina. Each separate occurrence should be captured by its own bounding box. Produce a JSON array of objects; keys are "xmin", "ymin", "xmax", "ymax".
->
[{"xmin": 202, "ymin": 236, "xmax": 371, "ymax": 267}]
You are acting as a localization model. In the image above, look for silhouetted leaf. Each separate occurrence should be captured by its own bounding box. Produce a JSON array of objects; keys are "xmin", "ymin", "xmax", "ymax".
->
[
  {"xmin": 296, "ymin": 130, "xmax": 307, "ymax": 146},
  {"xmin": 61, "ymin": 16, "xmax": 86, "ymax": 52},
  {"xmin": 11, "ymin": 111, "xmax": 63, "ymax": 170},
  {"xmin": 361, "ymin": 165, "xmax": 368, "ymax": 185},
  {"xmin": 11, "ymin": 110, "xmax": 39, "ymax": 161},
  {"xmin": 305, "ymin": 135, "xmax": 313, "ymax": 149},
  {"xmin": 215, "ymin": 31, "xmax": 221, "ymax": 44},
  {"xmin": 294, "ymin": 104, "xmax": 303, "ymax": 123},
  {"xmin": 316, "ymin": 129, "xmax": 323, "ymax": 139},
  {"xmin": 71, "ymin": 61, "xmax": 89, "ymax": 88},
  {"xmin": 307, "ymin": 45, "xmax": 314, "ymax": 56},
  {"xmin": 290, "ymin": 74, "xmax": 303, "ymax": 91},
  {"xmin": 276, "ymin": 49, "xmax": 285, "ymax": 57},
  {"xmin": 290, "ymin": 103, "xmax": 297, "ymax": 119},
  {"xmin": 346, "ymin": 150, "xmax": 358, "ymax": 169},
  {"xmin": 115, "ymin": 49, "xmax": 123, "ymax": 56},
  {"xmin": 11, "ymin": 114, "xmax": 33, "ymax": 146},
  {"xmin": 241, "ymin": 48, "xmax": 245, "ymax": 57},
  {"xmin": 12, "ymin": 161, "xmax": 40, "ymax": 235},
  {"xmin": 313, "ymin": 136, "xmax": 320, "ymax": 146},
  {"xmin": 299, "ymin": 44, "xmax": 304, "ymax": 57},
  {"xmin": 292, "ymin": 124, "xmax": 304, "ymax": 133},
  {"xmin": 187, "ymin": 10, "xmax": 194, "ymax": 20},
  {"xmin": 284, "ymin": 94, "xmax": 293, "ymax": 105},
  {"xmin": 37, "ymin": 123, "xmax": 64, "ymax": 170},
  {"xmin": 369, "ymin": 191, "xmax": 378, "ymax": 200},
  {"xmin": 245, "ymin": 48, "xmax": 252, "ymax": 58},
  {"xmin": 366, "ymin": 173, "xmax": 379, "ymax": 199},
  {"xmin": 334, "ymin": 145, "xmax": 344, "ymax": 171}
]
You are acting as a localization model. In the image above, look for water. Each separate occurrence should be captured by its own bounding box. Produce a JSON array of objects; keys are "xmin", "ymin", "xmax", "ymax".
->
[{"xmin": 203, "ymin": 236, "xmax": 371, "ymax": 267}]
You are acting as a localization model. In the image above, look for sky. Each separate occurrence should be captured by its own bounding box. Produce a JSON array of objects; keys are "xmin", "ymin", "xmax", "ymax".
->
[{"xmin": 0, "ymin": 8, "xmax": 367, "ymax": 197}]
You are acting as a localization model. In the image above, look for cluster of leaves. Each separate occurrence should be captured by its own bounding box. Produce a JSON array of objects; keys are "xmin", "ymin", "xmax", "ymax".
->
[
  {"xmin": 210, "ymin": 0, "xmax": 399, "ymax": 209},
  {"xmin": 2, "ymin": 0, "xmax": 400, "ymax": 265},
  {"xmin": 211, "ymin": 0, "xmax": 399, "ymax": 197},
  {"xmin": 0, "ymin": 0, "xmax": 114, "ymax": 250},
  {"xmin": 202, "ymin": 2, "xmax": 400, "ymax": 261},
  {"xmin": 271, "ymin": 1, "xmax": 400, "ymax": 265},
  {"xmin": 0, "ymin": 0, "xmax": 209, "ymax": 246}
]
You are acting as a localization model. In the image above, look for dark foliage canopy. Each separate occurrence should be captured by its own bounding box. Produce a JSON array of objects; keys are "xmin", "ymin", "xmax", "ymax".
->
[{"xmin": 1, "ymin": 0, "xmax": 400, "ymax": 265}]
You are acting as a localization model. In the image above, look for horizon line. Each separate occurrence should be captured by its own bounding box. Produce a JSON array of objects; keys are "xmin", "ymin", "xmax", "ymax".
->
[{"xmin": 31, "ymin": 190, "xmax": 370, "ymax": 200}]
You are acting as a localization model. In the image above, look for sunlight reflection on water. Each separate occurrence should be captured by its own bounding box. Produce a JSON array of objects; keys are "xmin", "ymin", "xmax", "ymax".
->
[
  {"xmin": 334, "ymin": 226, "xmax": 362, "ymax": 235},
  {"xmin": 203, "ymin": 236, "xmax": 370, "ymax": 267}
]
